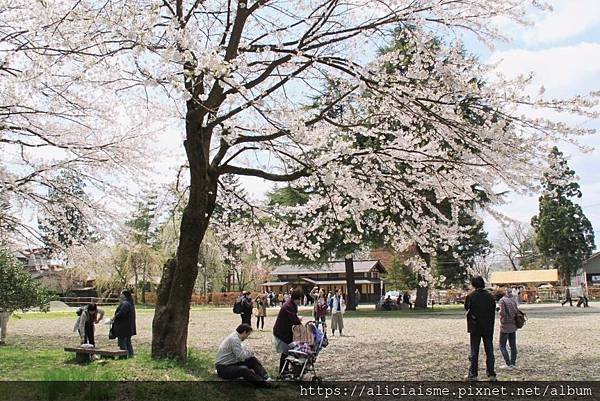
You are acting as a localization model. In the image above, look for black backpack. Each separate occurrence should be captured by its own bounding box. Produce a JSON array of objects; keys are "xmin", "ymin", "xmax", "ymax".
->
[{"xmin": 233, "ymin": 299, "xmax": 243, "ymax": 314}]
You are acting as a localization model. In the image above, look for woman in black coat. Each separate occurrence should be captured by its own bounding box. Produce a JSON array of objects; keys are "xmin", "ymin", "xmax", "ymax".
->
[{"xmin": 112, "ymin": 290, "xmax": 137, "ymax": 357}]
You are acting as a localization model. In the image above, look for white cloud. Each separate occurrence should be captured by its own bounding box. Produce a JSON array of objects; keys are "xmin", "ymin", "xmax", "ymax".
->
[
  {"xmin": 522, "ymin": 0, "xmax": 600, "ymax": 45},
  {"xmin": 484, "ymin": 42, "xmax": 600, "ymax": 248},
  {"xmin": 488, "ymin": 42, "xmax": 600, "ymax": 96}
]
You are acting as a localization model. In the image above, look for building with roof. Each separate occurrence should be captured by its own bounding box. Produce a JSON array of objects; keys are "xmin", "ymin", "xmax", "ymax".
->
[
  {"xmin": 261, "ymin": 259, "xmax": 386, "ymax": 302},
  {"xmin": 582, "ymin": 252, "xmax": 600, "ymax": 286}
]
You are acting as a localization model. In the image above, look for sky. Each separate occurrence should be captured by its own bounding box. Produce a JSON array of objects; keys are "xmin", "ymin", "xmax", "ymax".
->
[{"xmin": 472, "ymin": 0, "xmax": 600, "ymax": 250}]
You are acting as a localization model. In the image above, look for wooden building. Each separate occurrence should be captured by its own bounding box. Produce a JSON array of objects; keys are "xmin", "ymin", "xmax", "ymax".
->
[{"xmin": 261, "ymin": 259, "xmax": 386, "ymax": 302}]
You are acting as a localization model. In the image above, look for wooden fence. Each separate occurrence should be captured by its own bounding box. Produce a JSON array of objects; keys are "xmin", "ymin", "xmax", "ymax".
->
[{"xmin": 59, "ymin": 297, "xmax": 120, "ymax": 307}]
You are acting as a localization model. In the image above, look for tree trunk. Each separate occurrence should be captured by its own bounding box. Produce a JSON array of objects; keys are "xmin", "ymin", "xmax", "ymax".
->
[
  {"xmin": 151, "ymin": 125, "xmax": 217, "ymax": 359},
  {"xmin": 344, "ymin": 256, "xmax": 356, "ymax": 311},
  {"xmin": 141, "ymin": 257, "xmax": 148, "ymax": 305},
  {"xmin": 415, "ymin": 284, "xmax": 428, "ymax": 309},
  {"xmin": 414, "ymin": 248, "xmax": 431, "ymax": 309}
]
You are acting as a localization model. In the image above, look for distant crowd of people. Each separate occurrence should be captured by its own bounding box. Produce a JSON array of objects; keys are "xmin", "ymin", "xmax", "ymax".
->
[{"xmin": 381, "ymin": 291, "xmax": 413, "ymax": 310}]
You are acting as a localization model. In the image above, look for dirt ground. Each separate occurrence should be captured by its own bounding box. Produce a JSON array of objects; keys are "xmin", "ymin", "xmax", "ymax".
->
[{"xmin": 7, "ymin": 302, "xmax": 600, "ymax": 381}]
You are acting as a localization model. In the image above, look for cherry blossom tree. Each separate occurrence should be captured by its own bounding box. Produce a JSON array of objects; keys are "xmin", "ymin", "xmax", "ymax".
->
[
  {"xmin": 0, "ymin": 3, "xmax": 155, "ymax": 245},
  {"xmin": 2, "ymin": 0, "xmax": 599, "ymax": 359}
]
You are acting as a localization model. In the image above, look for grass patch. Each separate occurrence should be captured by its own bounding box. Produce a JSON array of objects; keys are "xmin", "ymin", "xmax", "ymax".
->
[
  {"xmin": 0, "ymin": 345, "xmax": 294, "ymax": 401},
  {"xmin": 0, "ymin": 344, "xmax": 215, "ymax": 381}
]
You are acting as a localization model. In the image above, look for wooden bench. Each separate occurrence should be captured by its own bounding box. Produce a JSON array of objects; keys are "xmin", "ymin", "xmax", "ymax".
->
[{"xmin": 64, "ymin": 347, "xmax": 128, "ymax": 363}]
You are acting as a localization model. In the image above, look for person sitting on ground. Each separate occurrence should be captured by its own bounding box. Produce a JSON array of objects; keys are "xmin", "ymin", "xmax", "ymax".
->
[
  {"xmin": 382, "ymin": 295, "xmax": 393, "ymax": 311},
  {"xmin": 74, "ymin": 303, "xmax": 105, "ymax": 347},
  {"xmin": 215, "ymin": 324, "xmax": 276, "ymax": 388}
]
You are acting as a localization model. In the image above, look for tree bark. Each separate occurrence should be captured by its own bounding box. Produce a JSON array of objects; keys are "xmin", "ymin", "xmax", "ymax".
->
[
  {"xmin": 151, "ymin": 125, "xmax": 218, "ymax": 359},
  {"xmin": 414, "ymin": 248, "xmax": 431, "ymax": 309},
  {"xmin": 344, "ymin": 256, "xmax": 356, "ymax": 311}
]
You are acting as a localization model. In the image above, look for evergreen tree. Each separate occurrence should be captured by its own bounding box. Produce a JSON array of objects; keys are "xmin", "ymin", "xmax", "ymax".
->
[
  {"xmin": 532, "ymin": 147, "xmax": 595, "ymax": 284},
  {"xmin": 434, "ymin": 211, "xmax": 491, "ymax": 288},
  {"xmin": 38, "ymin": 170, "xmax": 94, "ymax": 253},
  {"xmin": 0, "ymin": 248, "xmax": 53, "ymax": 312},
  {"xmin": 124, "ymin": 196, "xmax": 160, "ymax": 303}
]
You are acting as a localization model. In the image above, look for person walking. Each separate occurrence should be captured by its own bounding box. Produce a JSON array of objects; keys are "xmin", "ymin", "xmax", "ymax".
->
[
  {"xmin": 329, "ymin": 289, "xmax": 345, "ymax": 336},
  {"xmin": 577, "ymin": 283, "xmax": 589, "ymax": 308},
  {"xmin": 498, "ymin": 289, "xmax": 518, "ymax": 370},
  {"xmin": 277, "ymin": 292, "xmax": 284, "ymax": 306},
  {"xmin": 255, "ymin": 294, "xmax": 267, "ymax": 330},
  {"xmin": 74, "ymin": 303, "xmax": 105, "ymax": 346},
  {"xmin": 0, "ymin": 308, "xmax": 10, "ymax": 346},
  {"xmin": 112, "ymin": 290, "xmax": 137, "ymax": 357},
  {"xmin": 273, "ymin": 288, "xmax": 303, "ymax": 377},
  {"xmin": 464, "ymin": 276, "xmax": 497, "ymax": 381},
  {"xmin": 561, "ymin": 287, "xmax": 573, "ymax": 307},
  {"xmin": 215, "ymin": 324, "xmax": 276, "ymax": 387},
  {"xmin": 354, "ymin": 288, "xmax": 361, "ymax": 309}
]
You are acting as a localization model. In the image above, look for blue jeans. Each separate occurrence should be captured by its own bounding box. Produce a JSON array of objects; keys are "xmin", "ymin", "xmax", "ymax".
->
[
  {"xmin": 499, "ymin": 332, "xmax": 517, "ymax": 366},
  {"xmin": 118, "ymin": 337, "xmax": 134, "ymax": 357},
  {"xmin": 469, "ymin": 333, "xmax": 495, "ymax": 378}
]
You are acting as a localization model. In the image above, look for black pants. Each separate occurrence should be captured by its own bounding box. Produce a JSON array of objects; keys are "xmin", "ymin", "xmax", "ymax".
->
[
  {"xmin": 216, "ymin": 357, "xmax": 269, "ymax": 386},
  {"xmin": 256, "ymin": 316, "xmax": 264, "ymax": 329},
  {"xmin": 469, "ymin": 333, "xmax": 495, "ymax": 378},
  {"xmin": 577, "ymin": 297, "xmax": 589, "ymax": 307},
  {"xmin": 562, "ymin": 297, "xmax": 573, "ymax": 306},
  {"xmin": 82, "ymin": 322, "xmax": 95, "ymax": 346},
  {"xmin": 241, "ymin": 313, "xmax": 251, "ymax": 325}
]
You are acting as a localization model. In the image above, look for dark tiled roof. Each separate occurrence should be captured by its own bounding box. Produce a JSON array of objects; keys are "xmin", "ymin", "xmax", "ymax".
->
[{"xmin": 272, "ymin": 260, "xmax": 385, "ymax": 275}]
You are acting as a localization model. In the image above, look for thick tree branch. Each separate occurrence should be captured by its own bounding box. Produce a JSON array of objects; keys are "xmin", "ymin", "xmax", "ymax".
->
[{"xmin": 218, "ymin": 165, "xmax": 309, "ymax": 182}]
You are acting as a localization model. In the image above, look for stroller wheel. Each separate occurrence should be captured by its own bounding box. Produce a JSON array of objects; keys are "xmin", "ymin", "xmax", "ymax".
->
[{"xmin": 311, "ymin": 376, "xmax": 323, "ymax": 385}]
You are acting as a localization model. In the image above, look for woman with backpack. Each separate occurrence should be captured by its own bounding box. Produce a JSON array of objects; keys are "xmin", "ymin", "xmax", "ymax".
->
[
  {"xmin": 498, "ymin": 288, "xmax": 519, "ymax": 370},
  {"xmin": 74, "ymin": 303, "xmax": 104, "ymax": 347},
  {"xmin": 111, "ymin": 290, "xmax": 136, "ymax": 357}
]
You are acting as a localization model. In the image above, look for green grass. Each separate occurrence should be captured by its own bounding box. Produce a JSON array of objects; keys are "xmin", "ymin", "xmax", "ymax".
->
[
  {"xmin": 0, "ymin": 344, "xmax": 297, "ymax": 401},
  {"xmin": 12, "ymin": 308, "xmax": 158, "ymax": 321},
  {"xmin": 0, "ymin": 344, "xmax": 214, "ymax": 381}
]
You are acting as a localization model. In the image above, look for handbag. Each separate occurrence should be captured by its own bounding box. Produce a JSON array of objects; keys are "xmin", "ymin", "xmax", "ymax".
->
[{"xmin": 108, "ymin": 322, "xmax": 116, "ymax": 339}]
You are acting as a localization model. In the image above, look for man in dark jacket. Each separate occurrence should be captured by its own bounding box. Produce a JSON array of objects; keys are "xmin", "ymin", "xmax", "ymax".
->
[
  {"xmin": 240, "ymin": 291, "xmax": 253, "ymax": 325},
  {"xmin": 464, "ymin": 276, "xmax": 496, "ymax": 381},
  {"xmin": 273, "ymin": 288, "xmax": 303, "ymax": 376},
  {"xmin": 112, "ymin": 290, "xmax": 137, "ymax": 357}
]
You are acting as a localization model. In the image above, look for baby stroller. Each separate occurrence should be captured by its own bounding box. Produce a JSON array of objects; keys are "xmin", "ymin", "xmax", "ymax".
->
[{"xmin": 280, "ymin": 320, "xmax": 328, "ymax": 383}]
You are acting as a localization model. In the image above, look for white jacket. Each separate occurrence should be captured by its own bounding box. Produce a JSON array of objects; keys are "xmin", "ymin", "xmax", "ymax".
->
[{"xmin": 330, "ymin": 295, "xmax": 345, "ymax": 314}]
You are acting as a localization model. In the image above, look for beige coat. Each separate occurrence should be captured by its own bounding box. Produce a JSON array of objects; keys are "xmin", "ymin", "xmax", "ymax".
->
[{"xmin": 255, "ymin": 297, "xmax": 267, "ymax": 317}]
